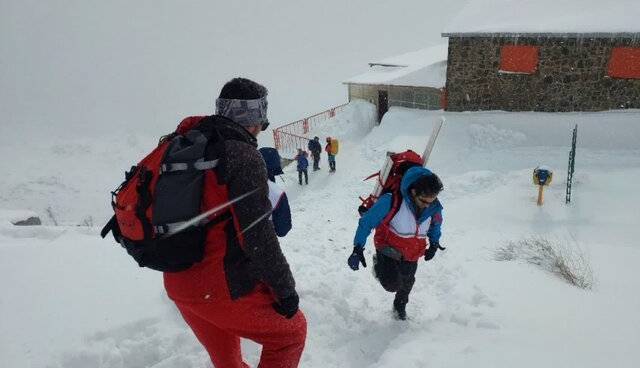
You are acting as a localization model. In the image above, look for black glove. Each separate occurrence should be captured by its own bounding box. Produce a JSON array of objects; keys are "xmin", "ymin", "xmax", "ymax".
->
[
  {"xmin": 272, "ymin": 292, "xmax": 299, "ymax": 319},
  {"xmin": 424, "ymin": 242, "xmax": 445, "ymax": 261},
  {"xmin": 347, "ymin": 246, "xmax": 367, "ymax": 270}
]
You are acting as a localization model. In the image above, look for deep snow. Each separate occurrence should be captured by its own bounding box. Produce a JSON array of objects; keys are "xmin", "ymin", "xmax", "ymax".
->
[{"xmin": 1, "ymin": 102, "xmax": 639, "ymax": 367}]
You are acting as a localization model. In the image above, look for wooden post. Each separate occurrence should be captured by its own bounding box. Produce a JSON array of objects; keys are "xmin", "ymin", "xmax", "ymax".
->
[
  {"xmin": 273, "ymin": 130, "xmax": 280, "ymax": 150},
  {"xmin": 537, "ymin": 185, "xmax": 544, "ymax": 206}
]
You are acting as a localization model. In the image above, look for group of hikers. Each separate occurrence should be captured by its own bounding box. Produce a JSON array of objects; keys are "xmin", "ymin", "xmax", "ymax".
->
[
  {"xmin": 293, "ymin": 136, "xmax": 338, "ymax": 185},
  {"xmin": 102, "ymin": 77, "xmax": 444, "ymax": 368}
]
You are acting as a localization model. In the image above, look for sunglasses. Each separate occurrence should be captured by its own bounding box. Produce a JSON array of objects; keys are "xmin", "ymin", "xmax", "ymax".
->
[
  {"xmin": 261, "ymin": 121, "xmax": 270, "ymax": 131},
  {"xmin": 415, "ymin": 194, "xmax": 436, "ymax": 206}
]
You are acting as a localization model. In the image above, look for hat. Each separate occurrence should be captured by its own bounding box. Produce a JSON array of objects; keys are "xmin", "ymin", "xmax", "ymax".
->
[{"xmin": 216, "ymin": 77, "xmax": 269, "ymax": 128}]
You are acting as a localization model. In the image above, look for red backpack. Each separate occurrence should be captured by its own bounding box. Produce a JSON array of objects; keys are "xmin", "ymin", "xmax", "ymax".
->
[
  {"xmin": 357, "ymin": 150, "xmax": 424, "ymax": 217},
  {"xmin": 101, "ymin": 116, "xmax": 227, "ymax": 272}
]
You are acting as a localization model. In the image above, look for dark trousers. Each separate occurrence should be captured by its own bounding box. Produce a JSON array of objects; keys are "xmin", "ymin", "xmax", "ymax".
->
[
  {"xmin": 298, "ymin": 169, "xmax": 308, "ymax": 185},
  {"xmin": 373, "ymin": 250, "xmax": 418, "ymax": 306},
  {"xmin": 311, "ymin": 153, "xmax": 320, "ymax": 171}
]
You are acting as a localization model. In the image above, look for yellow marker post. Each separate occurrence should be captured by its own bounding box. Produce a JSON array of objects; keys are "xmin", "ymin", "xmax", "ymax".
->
[{"xmin": 533, "ymin": 166, "xmax": 553, "ymax": 206}]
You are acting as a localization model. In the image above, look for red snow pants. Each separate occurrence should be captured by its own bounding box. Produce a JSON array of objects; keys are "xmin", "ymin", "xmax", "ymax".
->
[{"xmin": 174, "ymin": 285, "xmax": 307, "ymax": 368}]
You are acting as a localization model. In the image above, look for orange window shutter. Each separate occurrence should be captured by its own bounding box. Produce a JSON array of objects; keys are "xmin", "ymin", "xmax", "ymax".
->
[
  {"xmin": 608, "ymin": 47, "xmax": 640, "ymax": 79},
  {"xmin": 500, "ymin": 45, "xmax": 540, "ymax": 74}
]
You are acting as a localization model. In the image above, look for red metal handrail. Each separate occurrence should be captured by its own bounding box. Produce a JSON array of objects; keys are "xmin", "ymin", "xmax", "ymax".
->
[{"xmin": 273, "ymin": 103, "xmax": 348, "ymax": 156}]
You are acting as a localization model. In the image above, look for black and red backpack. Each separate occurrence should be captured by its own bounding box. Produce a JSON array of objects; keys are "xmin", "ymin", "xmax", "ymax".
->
[
  {"xmin": 101, "ymin": 116, "xmax": 227, "ymax": 272},
  {"xmin": 357, "ymin": 149, "xmax": 424, "ymax": 217}
]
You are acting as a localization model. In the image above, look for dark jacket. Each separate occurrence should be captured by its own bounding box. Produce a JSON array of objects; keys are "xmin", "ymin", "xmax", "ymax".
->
[
  {"xmin": 295, "ymin": 152, "xmax": 309, "ymax": 171},
  {"xmin": 164, "ymin": 115, "xmax": 296, "ymax": 302},
  {"xmin": 259, "ymin": 147, "xmax": 284, "ymax": 182},
  {"xmin": 308, "ymin": 139, "xmax": 322, "ymax": 155}
]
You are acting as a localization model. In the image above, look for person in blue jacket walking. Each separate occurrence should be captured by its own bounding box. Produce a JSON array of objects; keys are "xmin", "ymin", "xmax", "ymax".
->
[
  {"xmin": 348, "ymin": 166, "xmax": 444, "ymax": 320},
  {"xmin": 259, "ymin": 147, "xmax": 292, "ymax": 237},
  {"xmin": 295, "ymin": 149, "xmax": 309, "ymax": 185}
]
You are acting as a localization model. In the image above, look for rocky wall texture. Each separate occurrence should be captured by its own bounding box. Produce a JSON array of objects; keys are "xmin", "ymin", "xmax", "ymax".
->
[{"xmin": 445, "ymin": 36, "xmax": 640, "ymax": 112}]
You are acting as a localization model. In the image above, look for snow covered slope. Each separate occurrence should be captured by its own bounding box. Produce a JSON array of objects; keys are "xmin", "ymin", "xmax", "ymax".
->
[{"xmin": 2, "ymin": 102, "xmax": 639, "ymax": 367}]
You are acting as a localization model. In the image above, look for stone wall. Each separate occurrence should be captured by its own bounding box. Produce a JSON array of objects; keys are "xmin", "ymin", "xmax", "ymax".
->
[
  {"xmin": 445, "ymin": 36, "xmax": 640, "ymax": 112},
  {"xmin": 348, "ymin": 84, "xmax": 442, "ymax": 111}
]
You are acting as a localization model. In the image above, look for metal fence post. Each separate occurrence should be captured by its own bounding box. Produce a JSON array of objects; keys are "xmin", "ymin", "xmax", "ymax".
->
[{"xmin": 566, "ymin": 124, "xmax": 578, "ymax": 204}]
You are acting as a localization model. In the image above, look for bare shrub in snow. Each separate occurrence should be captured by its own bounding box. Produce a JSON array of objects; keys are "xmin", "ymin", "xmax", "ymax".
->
[{"xmin": 495, "ymin": 237, "xmax": 594, "ymax": 290}]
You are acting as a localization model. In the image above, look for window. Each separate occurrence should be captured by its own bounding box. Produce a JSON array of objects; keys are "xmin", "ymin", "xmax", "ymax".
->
[
  {"xmin": 607, "ymin": 47, "xmax": 640, "ymax": 79},
  {"xmin": 499, "ymin": 45, "xmax": 540, "ymax": 74}
]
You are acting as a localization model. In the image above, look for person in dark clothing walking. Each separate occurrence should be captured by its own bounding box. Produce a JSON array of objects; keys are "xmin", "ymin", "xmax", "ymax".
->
[
  {"xmin": 347, "ymin": 167, "xmax": 444, "ymax": 320},
  {"xmin": 307, "ymin": 136, "xmax": 322, "ymax": 171},
  {"xmin": 164, "ymin": 78, "xmax": 306, "ymax": 368},
  {"xmin": 295, "ymin": 148, "xmax": 309, "ymax": 185}
]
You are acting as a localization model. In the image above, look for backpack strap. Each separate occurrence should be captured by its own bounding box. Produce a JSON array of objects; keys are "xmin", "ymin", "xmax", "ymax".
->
[
  {"xmin": 136, "ymin": 168, "xmax": 154, "ymax": 240},
  {"xmin": 100, "ymin": 215, "xmax": 117, "ymax": 239},
  {"xmin": 159, "ymin": 159, "xmax": 220, "ymax": 174},
  {"xmin": 381, "ymin": 191, "xmax": 403, "ymax": 227}
]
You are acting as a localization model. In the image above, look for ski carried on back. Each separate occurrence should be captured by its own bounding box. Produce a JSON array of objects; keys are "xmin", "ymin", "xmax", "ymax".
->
[{"xmin": 357, "ymin": 117, "xmax": 444, "ymax": 215}]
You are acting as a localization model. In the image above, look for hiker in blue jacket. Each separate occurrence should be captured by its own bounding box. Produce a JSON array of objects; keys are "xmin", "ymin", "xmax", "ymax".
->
[
  {"xmin": 295, "ymin": 149, "xmax": 309, "ymax": 185},
  {"xmin": 259, "ymin": 147, "xmax": 292, "ymax": 237},
  {"xmin": 348, "ymin": 166, "xmax": 444, "ymax": 320}
]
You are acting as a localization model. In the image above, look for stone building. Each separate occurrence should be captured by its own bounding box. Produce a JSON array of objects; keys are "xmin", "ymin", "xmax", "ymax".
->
[
  {"xmin": 344, "ymin": 44, "xmax": 447, "ymax": 121},
  {"xmin": 442, "ymin": 0, "xmax": 640, "ymax": 112}
]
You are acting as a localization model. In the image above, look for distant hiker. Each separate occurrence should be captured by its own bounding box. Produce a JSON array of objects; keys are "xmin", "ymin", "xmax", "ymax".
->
[
  {"xmin": 325, "ymin": 137, "xmax": 338, "ymax": 172},
  {"xmin": 260, "ymin": 147, "xmax": 292, "ymax": 237},
  {"xmin": 167, "ymin": 79, "xmax": 305, "ymax": 367},
  {"xmin": 295, "ymin": 148, "xmax": 309, "ymax": 185},
  {"xmin": 348, "ymin": 167, "xmax": 444, "ymax": 320},
  {"xmin": 307, "ymin": 136, "xmax": 322, "ymax": 171}
]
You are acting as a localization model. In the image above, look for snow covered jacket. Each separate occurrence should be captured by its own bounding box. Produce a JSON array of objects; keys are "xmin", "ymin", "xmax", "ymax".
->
[
  {"xmin": 295, "ymin": 152, "xmax": 309, "ymax": 171},
  {"xmin": 163, "ymin": 115, "xmax": 297, "ymax": 303},
  {"xmin": 353, "ymin": 167, "xmax": 443, "ymax": 262},
  {"xmin": 268, "ymin": 180, "xmax": 292, "ymax": 237}
]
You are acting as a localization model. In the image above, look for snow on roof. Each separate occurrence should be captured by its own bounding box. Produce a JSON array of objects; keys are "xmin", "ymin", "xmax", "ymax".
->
[
  {"xmin": 443, "ymin": 0, "xmax": 640, "ymax": 36},
  {"xmin": 344, "ymin": 44, "xmax": 448, "ymax": 88}
]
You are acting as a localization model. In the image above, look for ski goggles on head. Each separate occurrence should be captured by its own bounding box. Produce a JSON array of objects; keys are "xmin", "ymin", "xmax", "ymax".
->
[{"xmin": 215, "ymin": 96, "xmax": 269, "ymax": 128}]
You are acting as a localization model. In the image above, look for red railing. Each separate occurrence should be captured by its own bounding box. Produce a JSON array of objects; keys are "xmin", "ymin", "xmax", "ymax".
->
[{"xmin": 273, "ymin": 103, "xmax": 348, "ymax": 156}]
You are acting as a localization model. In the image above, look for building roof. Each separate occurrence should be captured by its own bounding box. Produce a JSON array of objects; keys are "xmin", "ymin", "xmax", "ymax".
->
[
  {"xmin": 443, "ymin": 0, "xmax": 640, "ymax": 37},
  {"xmin": 344, "ymin": 44, "xmax": 448, "ymax": 88}
]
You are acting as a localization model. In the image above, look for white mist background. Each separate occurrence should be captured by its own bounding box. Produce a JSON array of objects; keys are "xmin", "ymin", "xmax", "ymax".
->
[{"xmin": 1, "ymin": 0, "xmax": 468, "ymax": 139}]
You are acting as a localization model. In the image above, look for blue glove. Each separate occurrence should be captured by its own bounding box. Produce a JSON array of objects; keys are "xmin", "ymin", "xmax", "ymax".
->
[{"xmin": 348, "ymin": 246, "xmax": 367, "ymax": 270}]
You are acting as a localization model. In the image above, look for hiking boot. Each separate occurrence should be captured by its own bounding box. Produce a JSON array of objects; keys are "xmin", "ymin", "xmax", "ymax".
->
[{"xmin": 393, "ymin": 299, "xmax": 407, "ymax": 321}]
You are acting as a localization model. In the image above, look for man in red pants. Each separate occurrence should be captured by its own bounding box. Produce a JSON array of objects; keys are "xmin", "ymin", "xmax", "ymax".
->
[{"xmin": 163, "ymin": 78, "xmax": 306, "ymax": 367}]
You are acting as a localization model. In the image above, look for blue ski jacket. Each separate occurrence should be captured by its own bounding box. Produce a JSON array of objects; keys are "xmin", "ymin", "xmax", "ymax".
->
[{"xmin": 353, "ymin": 166, "xmax": 443, "ymax": 248}]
